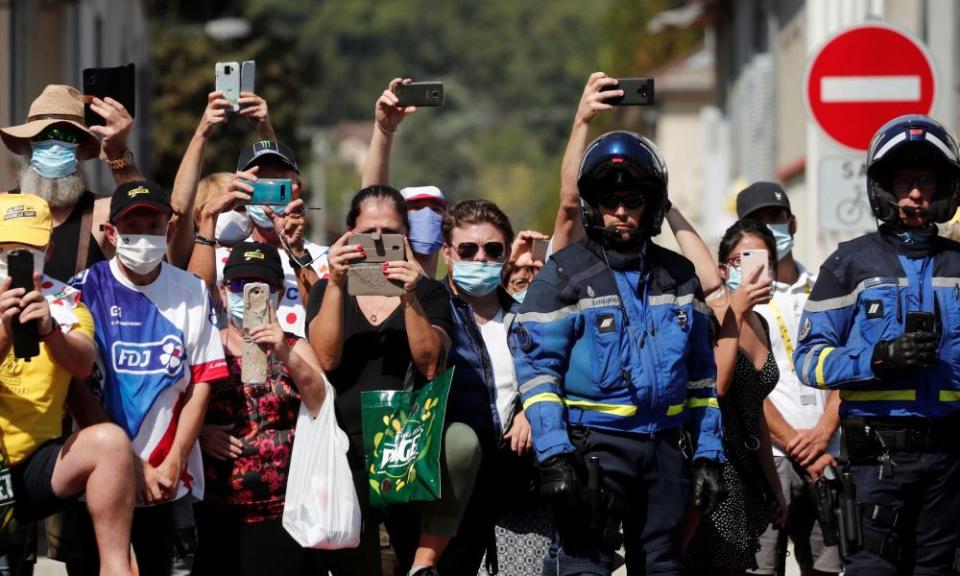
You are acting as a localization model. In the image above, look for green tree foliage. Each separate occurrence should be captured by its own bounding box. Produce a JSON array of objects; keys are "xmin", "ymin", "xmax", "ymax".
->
[{"xmin": 148, "ymin": 0, "xmax": 700, "ymax": 235}]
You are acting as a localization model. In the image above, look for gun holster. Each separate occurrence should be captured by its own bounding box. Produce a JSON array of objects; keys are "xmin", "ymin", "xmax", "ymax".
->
[
  {"xmin": 812, "ymin": 464, "xmax": 863, "ymax": 559},
  {"xmin": 556, "ymin": 428, "xmax": 624, "ymax": 551}
]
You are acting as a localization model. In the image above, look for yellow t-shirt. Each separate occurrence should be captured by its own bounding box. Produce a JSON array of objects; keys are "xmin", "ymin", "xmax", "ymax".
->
[{"xmin": 0, "ymin": 290, "xmax": 94, "ymax": 465}]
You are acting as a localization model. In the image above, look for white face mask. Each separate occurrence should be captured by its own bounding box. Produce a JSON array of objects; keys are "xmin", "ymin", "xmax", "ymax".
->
[
  {"xmin": 115, "ymin": 234, "xmax": 167, "ymax": 275},
  {"xmin": 0, "ymin": 246, "xmax": 46, "ymax": 282},
  {"xmin": 215, "ymin": 210, "xmax": 253, "ymax": 247}
]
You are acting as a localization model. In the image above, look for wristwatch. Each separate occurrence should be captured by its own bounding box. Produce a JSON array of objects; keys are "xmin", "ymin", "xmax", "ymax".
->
[{"xmin": 105, "ymin": 149, "xmax": 135, "ymax": 171}]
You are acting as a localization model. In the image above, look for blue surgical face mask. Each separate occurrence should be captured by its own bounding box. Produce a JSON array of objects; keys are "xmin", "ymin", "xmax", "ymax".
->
[
  {"xmin": 513, "ymin": 288, "xmax": 528, "ymax": 304},
  {"xmin": 30, "ymin": 140, "xmax": 79, "ymax": 179},
  {"xmin": 408, "ymin": 208, "xmax": 444, "ymax": 255},
  {"xmin": 246, "ymin": 205, "xmax": 281, "ymax": 230},
  {"xmin": 767, "ymin": 223, "xmax": 794, "ymax": 261},
  {"xmin": 725, "ymin": 265, "xmax": 743, "ymax": 292},
  {"xmin": 226, "ymin": 289, "xmax": 281, "ymax": 327},
  {"xmin": 452, "ymin": 261, "xmax": 503, "ymax": 297}
]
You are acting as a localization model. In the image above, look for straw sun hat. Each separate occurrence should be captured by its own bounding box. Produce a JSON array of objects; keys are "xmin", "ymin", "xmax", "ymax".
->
[{"xmin": 0, "ymin": 85, "xmax": 100, "ymax": 160}]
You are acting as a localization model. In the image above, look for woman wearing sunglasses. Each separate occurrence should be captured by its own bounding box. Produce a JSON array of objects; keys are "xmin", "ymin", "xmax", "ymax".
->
[
  {"xmin": 194, "ymin": 242, "xmax": 327, "ymax": 576},
  {"xmin": 434, "ymin": 199, "xmax": 551, "ymax": 575},
  {"xmin": 305, "ymin": 185, "xmax": 481, "ymax": 576}
]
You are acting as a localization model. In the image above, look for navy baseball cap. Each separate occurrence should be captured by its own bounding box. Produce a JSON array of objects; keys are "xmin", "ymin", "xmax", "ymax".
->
[
  {"xmin": 236, "ymin": 140, "xmax": 299, "ymax": 173},
  {"xmin": 223, "ymin": 242, "xmax": 284, "ymax": 288},
  {"xmin": 736, "ymin": 181, "xmax": 791, "ymax": 219},
  {"xmin": 109, "ymin": 180, "xmax": 173, "ymax": 222}
]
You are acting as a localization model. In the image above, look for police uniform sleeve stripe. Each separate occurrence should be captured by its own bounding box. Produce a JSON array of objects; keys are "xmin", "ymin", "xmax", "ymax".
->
[
  {"xmin": 794, "ymin": 268, "xmax": 878, "ymax": 390},
  {"xmin": 510, "ymin": 275, "xmax": 579, "ymax": 462},
  {"xmin": 683, "ymin": 285, "xmax": 726, "ymax": 464}
]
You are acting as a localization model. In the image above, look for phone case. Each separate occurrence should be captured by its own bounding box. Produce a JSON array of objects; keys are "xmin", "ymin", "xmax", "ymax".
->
[
  {"xmin": 247, "ymin": 179, "xmax": 292, "ymax": 206},
  {"xmin": 394, "ymin": 82, "xmax": 444, "ymax": 107},
  {"xmin": 346, "ymin": 234, "xmax": 406, "ymax": 296},
  {"xmin": 740, "ymin": 250, "xmax": 769, "ymax": 282},
  {"xmin": 241, "ymin": 282, "xmax": 270, "ymax": 384},
  {"xmin": 82, "ymin": 63, "xmax": 136, "ymax": 126},
  {"xmin": 215, "ymin": 62, "xmax": 241, "ymax": 111},
  {"xmin": 8, "ymin": 250, "xmax": 39, "ymax": 360},
  {"xmin": 240, "ymin": 61, "xmax": 256, "ymax": 94},
  {"xmin": 531, "ymin": 239, "xmax": 549, "ymax": 263},
  {"xmin": 601, "ymin": 77, "xmax": 655, "ymax": 106}
]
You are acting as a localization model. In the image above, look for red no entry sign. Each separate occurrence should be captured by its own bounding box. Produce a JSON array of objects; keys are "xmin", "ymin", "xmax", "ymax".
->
[{"xmin": 805, "ymin": 24, "xmax": 937, "ymax": 151}]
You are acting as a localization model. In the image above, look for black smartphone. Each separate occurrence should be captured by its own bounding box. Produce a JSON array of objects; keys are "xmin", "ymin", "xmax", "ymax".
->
[
  {"xmin": 82, "ymin": 63, "xmax": 136, "ymax": 126},
  {"xmin": 394, "ymin": 82, "xmax": 444, "ymax": 107},
  {"xmin": 601, "ymin": 77, "xmax": 655, "ymax": 106},
  {"xmin": 905, "ymin": 311, "xmax": 935, "ymax": 333},
  {"xmin": 8, "ymin": 250, "xmax": 39, "ymax": 360}
]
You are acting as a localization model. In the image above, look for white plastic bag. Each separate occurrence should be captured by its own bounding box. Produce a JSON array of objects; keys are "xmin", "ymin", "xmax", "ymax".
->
[{"xmin": 283, "ymin": 381, "xmax": 361, "ymax": 549}]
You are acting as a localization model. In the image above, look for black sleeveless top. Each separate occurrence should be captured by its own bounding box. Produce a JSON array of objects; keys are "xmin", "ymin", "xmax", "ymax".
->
[{"xmin": 46, "ymin": 191, "xmax": 106, "ymax": 282}]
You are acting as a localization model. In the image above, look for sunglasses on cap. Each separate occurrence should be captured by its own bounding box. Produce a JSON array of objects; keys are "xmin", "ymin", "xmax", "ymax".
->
[
  {"xmin": 31, "ymin": 127, "xmax": 80, "ymax": 144},
  {"xmin": 455, "ymin": 242, "xmax": 506, "ymax": 261},
  {"xmin": 597, "ymin": 192, "xmax": 646, "ymax": 210},
  {"xmin": 227, "ymin": 279, "xmax": 281, "ymax": 294}
]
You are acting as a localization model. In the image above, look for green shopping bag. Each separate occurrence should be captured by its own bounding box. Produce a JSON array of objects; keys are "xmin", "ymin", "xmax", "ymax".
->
[{"xmin": 360, "ymin": 366, "xmax": 454, "ymax": 508}]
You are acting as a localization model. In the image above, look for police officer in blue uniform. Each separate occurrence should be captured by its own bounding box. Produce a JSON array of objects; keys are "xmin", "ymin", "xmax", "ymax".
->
[
  {"xmin": 794, "ymin": 114, "xmax": 960, "ymax": 575},
  {"xmin": 510, "ymin": 131, "xmax": 726, "ymax": 575}
]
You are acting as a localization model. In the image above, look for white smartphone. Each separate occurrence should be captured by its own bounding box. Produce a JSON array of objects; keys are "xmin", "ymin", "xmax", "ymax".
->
[
  {"xmin": 240, "ymin": 60, "xmax": 256, "ymax": 95},
  {"xmin": 740, "ymin": 249, "xmax": 770, "ymax": 283},
  {"xmin": 215, "ymin": 61, "xmax": 241, "ymax": 111}
]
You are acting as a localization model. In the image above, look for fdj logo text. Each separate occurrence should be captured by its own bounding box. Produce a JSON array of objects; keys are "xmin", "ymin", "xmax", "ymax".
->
[
  {"xmin": 377, "ymin": 427, "xmax": 423, "ymax": 472},
  {"xmin": 112, "ymin": 335, "xmax": 185, "ymax": 376}
]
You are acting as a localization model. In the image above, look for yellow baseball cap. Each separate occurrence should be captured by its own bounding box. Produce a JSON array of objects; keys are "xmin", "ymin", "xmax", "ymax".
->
[{"xmin": 0, "ymin": 194, "xmax": 53, "ymax": 247}]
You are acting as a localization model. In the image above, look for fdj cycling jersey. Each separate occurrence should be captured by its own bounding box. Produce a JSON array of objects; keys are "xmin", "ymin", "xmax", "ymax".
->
[{"xmin": 72, "ymin": 259, "xmax": 228, "ymax": 501}]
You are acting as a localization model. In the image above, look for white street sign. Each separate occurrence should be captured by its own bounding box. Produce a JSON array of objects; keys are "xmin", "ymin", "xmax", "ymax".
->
[{"xmin": 819, "ymin": 157, "xmax": 875, "ymax": 231}]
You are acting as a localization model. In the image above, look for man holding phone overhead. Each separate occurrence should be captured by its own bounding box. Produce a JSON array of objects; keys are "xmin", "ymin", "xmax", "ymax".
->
[{"xmin": 795, "ymin": 115, "xmax": 960, "ymax": 574}]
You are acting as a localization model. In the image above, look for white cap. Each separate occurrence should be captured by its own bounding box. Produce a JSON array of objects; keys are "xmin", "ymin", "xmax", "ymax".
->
[{"xmin": 400, "ymin": 185, "xmax": 446, "ymax": 205}]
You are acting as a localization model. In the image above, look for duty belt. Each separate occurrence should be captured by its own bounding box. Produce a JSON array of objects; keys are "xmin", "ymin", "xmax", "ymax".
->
[{"xmin": 842, "ymin": 416, "xmax": 960, "ymax": 459}]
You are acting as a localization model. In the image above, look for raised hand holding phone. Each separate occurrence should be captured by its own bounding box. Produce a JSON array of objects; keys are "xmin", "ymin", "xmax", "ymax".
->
[
  {"xmin": 8, "ymin": 251, "xmax": 39, "ymax": 360},
  {"xmin": 241, "ymin": 282, "xmax": 270, "ymax": 384}
]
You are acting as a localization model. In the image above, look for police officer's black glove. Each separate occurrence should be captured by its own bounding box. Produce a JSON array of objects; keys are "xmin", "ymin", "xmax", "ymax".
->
[
  {"xmin": 693, "ymin": 459, "xmax": 726, "ymax": 517},
  {"xmin": 871, "ymin": 331, "xmax": 938, "ymax": 376},
  {"xmin": 539, "ymin": 453, "xmax": 579, "ymax": 512}
]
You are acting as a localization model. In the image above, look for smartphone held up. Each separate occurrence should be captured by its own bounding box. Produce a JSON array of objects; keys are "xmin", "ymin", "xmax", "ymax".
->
[
  {"xmin": 8, "ymin": 250, "xmax": 39, "ymax": 360},
  {"xmin": 394, "ymin": 81, "xmax": 444, "ymax": 108},
  {"xmin": 215, "ymin": 60, "xmax": 255, "ymax": 112},
  {"xmin": 346, "ymin": 233, "xmax": 406, "ymax": 297},
  {"xmin": 600, "ymin": 77, "xmax": 655, "ymax": 106}
]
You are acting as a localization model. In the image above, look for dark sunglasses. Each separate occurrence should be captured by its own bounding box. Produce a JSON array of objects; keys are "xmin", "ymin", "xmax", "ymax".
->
[
  {"xmin": 227, "ymin": 279, "xmax": 281, "ymax": 294},
  {"xmin": 892, "ymin": 174, "xmax": 937, "ymax": 192},
  {"xmin": 597, "ymin": 193, "xmax": 646, "ymax": 210},
  {"xmin": 455, "ymin": 241, "xmax": 505, "ymax": 261},
  {"xmin": 31, "ymin": 127, "xmax": 80, "ymax": 144}
]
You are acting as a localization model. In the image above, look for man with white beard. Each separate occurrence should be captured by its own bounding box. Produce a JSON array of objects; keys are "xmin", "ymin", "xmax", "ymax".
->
[{"xmin": 1, "ymin": 84, "xmax": 142, "ymax": 283}]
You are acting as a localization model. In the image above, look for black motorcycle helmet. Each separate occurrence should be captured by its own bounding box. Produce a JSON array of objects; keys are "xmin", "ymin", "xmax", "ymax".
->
[
  {"xmin": 866, "ymin": 114, "xmax": 960, "ymax": 224},
  {"xmin": 577, "ymin": 130, "xmax": 669, "ymax": 239}
]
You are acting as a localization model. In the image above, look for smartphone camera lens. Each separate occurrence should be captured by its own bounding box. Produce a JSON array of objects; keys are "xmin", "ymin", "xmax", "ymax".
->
[
  {"xmin": 431, "ymin": 90, "xmax": 439, "ymax": 99},
  {"xmin": 225, "ymin": 65, "xmax": 233, "ymax": 74}
]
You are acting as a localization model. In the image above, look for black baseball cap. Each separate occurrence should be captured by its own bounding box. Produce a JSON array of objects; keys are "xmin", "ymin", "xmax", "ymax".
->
[
  {"xmin": 223, "ymin": 242, "xmax": 284, "ymax": 288},
  {"xmin": 736, "ymin": 181, "xmax": 791, "ymax": 219},
  {"xmin": 109, "ymin": 180, "xmax": 173, "ymax": 223},
  {"xmin": 236, "ymin": 140, "xmax": 299, "ymax": 174}
]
